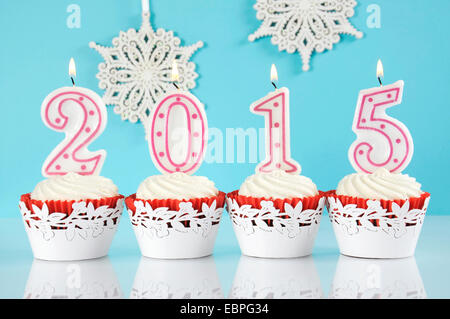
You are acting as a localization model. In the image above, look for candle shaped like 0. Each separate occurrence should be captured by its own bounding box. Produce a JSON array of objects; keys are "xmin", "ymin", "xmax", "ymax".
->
[
  {"xmin": 41, "ymin": 58, "xmax": 107, "ymax": 177},
  {"xmin": 250, "ymin": 64, "xmax": 301, "ymax": 174},
  {"xmin": 348, "ymin": 60, "xmax": 413, "ymax": 173},
  {"xmin": 148, "ymin": 62, "xmax": 208, "ymax": 175}
]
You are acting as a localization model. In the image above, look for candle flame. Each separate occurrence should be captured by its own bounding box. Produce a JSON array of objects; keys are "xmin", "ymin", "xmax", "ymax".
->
[
  {"xmin": 69, "ymin": 58, "xmax": 76, "ymax": 77},
  {"xmin": 376, "ymin": 59, "xmax": 384, "ymax": 79},
  {"xmin": 270, "ymin": 64, "xmax": 278, "ymax": 82},
  {"xmin": 171, "ymin": 60, "xmax": 180, "ymax": 82}
]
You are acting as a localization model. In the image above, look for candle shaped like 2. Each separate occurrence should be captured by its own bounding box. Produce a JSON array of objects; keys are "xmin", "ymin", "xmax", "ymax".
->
[
  {"xmin": 349, "ymin": 61, "xmax": 413, "ymax": 173},
  {"xmin": 41, "ymin": 59, "xmax": 107, "ymax": 177},
  {"xmin": 250, "ymin": 65, "xmax": 300, "ymax": 174}
]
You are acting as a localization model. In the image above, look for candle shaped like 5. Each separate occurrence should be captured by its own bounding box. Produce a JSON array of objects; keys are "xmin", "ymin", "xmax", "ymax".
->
[
  {"xmin": 349, "ymin": 61, "xmax": 413, "ymax": 173},
  {"xmin": 250, "ymin": 65, "xmax": 301, "ymax": 174},
  {"xmin": 148, "ymin": 62, "xmax": 207, "ymax": 175},
  {"xmin": 41, "ymin": 59, "xmax": 107, "ymax": 177}
]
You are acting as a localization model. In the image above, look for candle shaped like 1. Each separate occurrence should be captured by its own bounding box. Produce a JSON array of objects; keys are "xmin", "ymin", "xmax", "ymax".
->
[
  {"xmin": 148, "ymin": 61, "xmax": 208, "ymax": 175},
  {"xmin": 349, "ymin": 60, "xmax": 413, "ymax": 173},
  {"xmin": 41, "ymin": 58, "xmax": 107, "ymax": 177},
  {"xmin": 250, "ymin": 65, "xmax": 301, "ymax": 174}
]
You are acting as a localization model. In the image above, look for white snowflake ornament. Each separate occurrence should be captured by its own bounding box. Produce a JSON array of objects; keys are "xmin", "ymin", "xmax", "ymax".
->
[
  {"xmin": 89, "ymin": 3, "xmax": 203, "ymax": 129},
  {"xmin": 249, "ymin": 0, "xmax": 363, "ymax": 71}
]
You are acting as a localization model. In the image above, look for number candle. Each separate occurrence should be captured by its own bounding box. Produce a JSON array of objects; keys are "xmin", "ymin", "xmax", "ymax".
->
[
  {"xmin": 349, "ymin": 60, "xmax": 413, "ymax": 173},
  {"xmin": 41, "ymin": 58, "xmax": 107, "ymax": 177},
  {"xmin": 250, "ymin": 64, "xmax": 301, "ymax": 174},
  {"xmin": 148, "ymin": 61, "xmax": 208, "ymax": 175}
]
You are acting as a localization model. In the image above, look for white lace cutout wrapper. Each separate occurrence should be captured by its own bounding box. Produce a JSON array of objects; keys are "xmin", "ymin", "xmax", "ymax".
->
[
  {"xmin": 128, "ymin": 199, "xmax": 224, "ymax": 259},
  {"xmin": 19, "ymin": 198, "xmax": 124, "ymax": 261},
  {"xmin": 226, "ymin": 196, "xmax": 325, "ymax": 258},
  {"xmin": 327, "ymin": 196, "xmax": 430, "ymax": 258},
  {"xmin": 31, "ymin": 172, "xmax": 119, "ymax": 201},
  {"xmin": 238, "ymin": 170, "xmax": 319, "ymax": 199},
  {"xmin": 136, "ymin": 173, "xmax": 218, "ymax": 200},
  {"xmin": 336, "ymin": 168, "xmax": 423, "ymax": 200}
]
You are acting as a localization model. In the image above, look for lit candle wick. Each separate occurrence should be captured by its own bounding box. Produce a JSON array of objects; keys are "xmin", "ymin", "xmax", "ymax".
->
[
  {"xmin": 171, "ymin": 60, "xmax": 180, "ymax": 90},
  {"xmin": 376, "ymin": 59, "xmax": 384, "ymax": 87},
  {"xmin": 270, "ymin": 64, "xmax": 278, "ymax": 90},
  {"xmin": 69, "ymin": 58, "xmax": 76, "ymax": 87}
]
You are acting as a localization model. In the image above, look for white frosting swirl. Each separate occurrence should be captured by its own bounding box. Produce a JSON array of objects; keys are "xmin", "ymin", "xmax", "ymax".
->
[
  {"xmin": 136, "ymin": 173, "xmax": 219, "ymax": 200},
  {"xmin": 336, "ymin": 168, "xmax": 423, "ymax": 200},
  {"xmin": 238, "ymin": 170, "xmax": 319, "ymax": 199},
  {"xmin": 31, "ymin": 172, "xmax": 119, "ymax": 201}
]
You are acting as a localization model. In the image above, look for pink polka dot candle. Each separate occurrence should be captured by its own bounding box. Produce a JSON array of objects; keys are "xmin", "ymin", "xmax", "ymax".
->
[
  {"xmin": 348, "ymin": 60, "xmax": 413, "ymax": 173},
  {"xmin": 41, "ymin": 58, "xmax": 107, "ymax": 177},
  {"xmin": 147, "ymin": 61, "xmax": 208, "ymax": 175},
  {"xmin": 250, "ymin": 64, "xmax": 301, "ymax": 174}
]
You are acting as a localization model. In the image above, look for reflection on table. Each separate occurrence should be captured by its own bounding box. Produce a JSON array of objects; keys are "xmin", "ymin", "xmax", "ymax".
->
[
  {"xmin": 229, "ymin": 255, "xmax": 322, "ymax": 299},
  {"xmin": 130, "ymin": 256, "xmax": 223, "ymax": 299},
  {"xmin": 24, "ymin": 257, "xmax": 122, "ymax": 299},
  {"xmin": 330, "ymin": 255, "xmax": 426, "ymax": 299}
]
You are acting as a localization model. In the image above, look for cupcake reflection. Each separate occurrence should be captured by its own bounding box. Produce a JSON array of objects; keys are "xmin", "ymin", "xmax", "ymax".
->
[
  {"xmin": 229, "ymin": 256, "xmax": 322, "ymax": 299},
  {"xmin": 130, "ymin": 256, "xmax": 223, "ymax": 299},
  {"xmin": 24, "ymin": 257, "xmax": 122, "ymax": 299},
  {"xmin": 330, "ymin": 255, "xmax": 426, "ymax": 299}
]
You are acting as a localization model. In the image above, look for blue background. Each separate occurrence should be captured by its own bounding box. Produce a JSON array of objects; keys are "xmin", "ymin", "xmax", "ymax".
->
[{"xmin": 1, "ymin": 0, "xmax": 449, "ymax": 218}]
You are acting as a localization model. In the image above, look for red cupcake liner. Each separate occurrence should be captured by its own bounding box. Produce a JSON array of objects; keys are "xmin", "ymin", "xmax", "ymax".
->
[
  {"xmin": 326, "ymin": 190, "xmax": 430, "ymax": 212},
  {"xmin": 226, "ymin": 190, "xmax": 326, "ymax": 213},
  {"xmin": 125, "ymin": 191, "xmax": 226, "ymax": 214},
  {"xmin": 20, "ymin": 193, "xmax": 125, "ymax": 217}
]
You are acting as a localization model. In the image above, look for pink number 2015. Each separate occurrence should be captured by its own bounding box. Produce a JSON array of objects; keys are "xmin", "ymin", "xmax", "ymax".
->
[
  {"xmin": 349, "ymin": 80, "xmax": 413, "ymax": 173},
  {"xmin": 41, "ymin": 88, "xmax": 107, "ymax": 177},
  {"xmin": 149, "ymin": 92, "xmax": 207, "ymax": 175}
]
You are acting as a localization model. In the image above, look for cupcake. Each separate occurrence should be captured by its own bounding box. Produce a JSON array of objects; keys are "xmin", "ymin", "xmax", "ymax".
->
[
  {"xmin": 327, "ymin": 168, "xmax": 430, "ymax": 258},
  {"xmin": 226, "ymin": 170, "xmax": 325, "ymax": 258},
  {"xmin": 125, "ymin": 172, "xmax": 226, "ymax": 259},
  {"xmin": 19, "ymin": 172, "xmax": 124, "ymax": 261}
]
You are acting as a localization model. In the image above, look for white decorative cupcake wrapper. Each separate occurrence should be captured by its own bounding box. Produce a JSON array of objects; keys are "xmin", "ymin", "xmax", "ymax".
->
[
  {"xmin": 327, "ymin": 195, "xmax": 430, "ymax": 258},
  {"xmin": 128, "ymin": 199, "xmax": 224, "ymax": 259},
  {"xmin": 327, "ymin": 196, "xmax": 429, "ymax": 239},
  {"xmin": 226, "ymin": 197, "xmax": 325, "ymax": 238},
  {"xmin": 19, "ymin": 199, "xmax": 124, "ymax": 242},
  {"xmin": 129, "ymin": 200, "xmax": 223, "ymax": 239}
]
